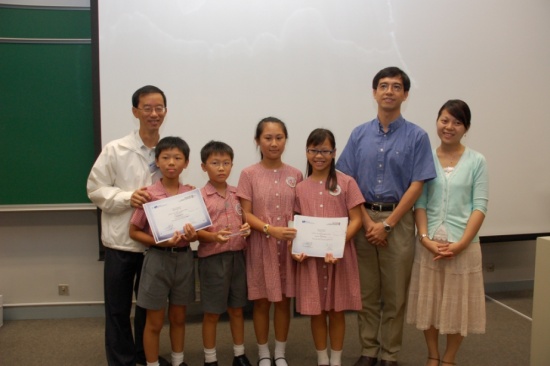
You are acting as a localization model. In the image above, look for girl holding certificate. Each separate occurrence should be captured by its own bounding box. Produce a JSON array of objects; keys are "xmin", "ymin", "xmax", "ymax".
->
[
  {"xmin": 292, "ymin": 128, "xmax": 364, "ymax": 366},
  {"xmin": 237, "ymin": 117, "xmax": 303, "ymax": 366}
]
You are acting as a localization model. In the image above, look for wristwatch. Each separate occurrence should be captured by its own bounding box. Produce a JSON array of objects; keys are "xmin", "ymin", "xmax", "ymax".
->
[
  {"xmin": 263, "ymin": 224, "xmax": 270, "ymax": 238},
  {"xmin": 383, "ymin": 221, "xmax": 392, "ymax": 233},
  {"xmin": 419, "ymin": 233, "xmax": 428, "ymax": 242}
]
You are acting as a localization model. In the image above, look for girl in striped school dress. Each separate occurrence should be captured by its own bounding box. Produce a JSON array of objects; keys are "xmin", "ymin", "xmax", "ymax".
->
[{"xmin": 292, "ymin": 128, "xmax": 364, "ymax": 366}]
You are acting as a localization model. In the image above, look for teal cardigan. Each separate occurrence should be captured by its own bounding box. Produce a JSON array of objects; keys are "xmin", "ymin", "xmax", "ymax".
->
[{"xmin": 415, "ymin": 147, "xmax": 488, "ymax": 243}]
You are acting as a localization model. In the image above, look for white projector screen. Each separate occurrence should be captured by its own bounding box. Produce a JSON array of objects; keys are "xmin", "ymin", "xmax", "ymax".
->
[{"xmin": 97, "ymin": 0, "xmax": 550, "ymax": 237}]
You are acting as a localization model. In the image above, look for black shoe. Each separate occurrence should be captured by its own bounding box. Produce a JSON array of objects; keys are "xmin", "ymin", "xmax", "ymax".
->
[
  {"xmin": 179, "ymin": 362, "xmax": 189, "ymax": 366},
  {"xmin": 137, "ymin": 356, "xmax": 171, "ymax": 366},
  {"xmin": 233, "ymin": 354, "xmax": 252, "ymax": 366},
  {"xmin": 354, "ymin": 355, "xmax": 378, "ymax": 366},
  {"xmin": 204, "ymin": 362, "xmax": 218, "ymax": 366}
]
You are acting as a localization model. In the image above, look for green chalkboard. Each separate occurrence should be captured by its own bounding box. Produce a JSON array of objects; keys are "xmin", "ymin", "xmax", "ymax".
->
[{"xmin": 0, "ymin": 7, "xmax": 94, "ymax": 208}]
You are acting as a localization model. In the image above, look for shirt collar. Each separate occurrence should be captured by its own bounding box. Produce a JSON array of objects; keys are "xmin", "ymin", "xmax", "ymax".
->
[
  {"xmin": 204, "ymin": 181, "xmax": 235, "ymax": 197},
  {"xmin": 134, "ymin": 130, "xmax": 155, "ymax": 155},
  {"xmin": 376, "ymin": 115, "xmax": 405, "ymax": 133}
]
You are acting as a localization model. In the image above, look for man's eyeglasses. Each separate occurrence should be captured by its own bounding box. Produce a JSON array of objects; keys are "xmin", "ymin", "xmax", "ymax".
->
[
  {"xmin": 377, "ymin": 83, "xmax": 403, "ymax": 92},
  {"xmin": 306, "ymin": 148, "xmax": 334, "ymax": 157},
  {"xmin": 136, "ymin": 106, "xmax": 167, "ymax": 114}
]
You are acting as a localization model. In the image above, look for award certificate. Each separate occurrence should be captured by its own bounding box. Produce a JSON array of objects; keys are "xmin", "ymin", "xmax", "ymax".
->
[
  {"xmin": 143, "ymin": 188, "xmax": 212, "ymax": 243},
  {"xmin": 292, "ymin": 215, "xmax": 348, "ymax": 258}
]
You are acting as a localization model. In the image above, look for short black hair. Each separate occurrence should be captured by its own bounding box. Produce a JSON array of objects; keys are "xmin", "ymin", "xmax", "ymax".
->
[
  {"xmin": 132, "ymin": 85, "xmax": 167, "ymax": 108},
  {"xmin": 200, "ymin": 140, "xmax": 234, "ymax": 163},
  {"xmin": 372, "ymin": 67, "xmax": 411, "ymax": 92},
  {"xmin": 438, "ymin": 99, "xmax": 472, "ymax": 131},
  {"xmin": 155, "ymin": 136, "xmax": 190, "ymax": 160}
]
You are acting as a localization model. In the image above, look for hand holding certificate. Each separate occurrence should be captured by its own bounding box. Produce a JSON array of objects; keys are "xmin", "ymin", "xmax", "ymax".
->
[
  {"xmin": 291, "ymin": 215, "xmax": 348, "ymax": 259},
  {"xmin": 143, "ymin": 188, "xmax": 212, "ymax": 243}
]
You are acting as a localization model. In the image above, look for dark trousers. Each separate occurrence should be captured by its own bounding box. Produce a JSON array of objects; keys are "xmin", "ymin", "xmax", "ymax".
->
[{"xmin": 104, "ymin": 247, "xmax": 146, "ymax": 366}]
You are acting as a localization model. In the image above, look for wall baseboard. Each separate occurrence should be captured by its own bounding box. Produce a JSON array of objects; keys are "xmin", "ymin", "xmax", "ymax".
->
[
  {"xmin": 484, "ymin": 280, "xmax": 533, "ymax": 293},
  {"xmin": 2, "ymin": 281, "xmax": 532, "ymax": 321},
  {"xmin": 3, "ymin": 301, "xmax": 210, "ymax": 321}
]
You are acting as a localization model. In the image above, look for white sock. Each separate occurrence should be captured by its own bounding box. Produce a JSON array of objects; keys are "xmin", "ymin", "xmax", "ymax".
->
[
  {"xmin": 146, "ymin": 362, "xmax": 159, "ymax": 366},
  {"xmin": 171, "ymin": 351, "xmax": 184, "ymax": 366},
  {"xmin": 233, "ymin": 343, "xmax": 245, "ymax": 357},
  {"xmin": 330, "ymin": 349, "xmax": 342, "ymax": 366},
  {"xmin": 317, "ymin": 348, "xmax": 329, "ymax": 365},
  {"xmin": 204, "ymin": 347, "xmax": 217, "ymax": 363},
  {"xmin": 275, "ymin": 340, "xmax": 287, "ymax": 366},
  {"xmin": 258, "ymin": 342, "xmax": 271, "ymax": 366}
]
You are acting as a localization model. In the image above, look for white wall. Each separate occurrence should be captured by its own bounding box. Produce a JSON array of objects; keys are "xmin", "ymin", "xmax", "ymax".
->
[
  {"xmin": 0, "ymin": 211, "xmax": 104, "ymax": 319},
  {"xmin": 98, "ymin": 0, "xmax": 550, "ymax": 237},
  {"xmin": 482, "ymin": 241, "xmax": 536, "ymax": 292}
]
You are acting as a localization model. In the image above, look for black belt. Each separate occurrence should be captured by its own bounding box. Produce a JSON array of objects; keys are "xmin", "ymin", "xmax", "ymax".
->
[
  {"xmin": 364, "ymin": 202, "xmax": 397, "ymax": 212},
  {"xmin": 150, "ymin": 245, "xmax": 189, "ymax": 253}
]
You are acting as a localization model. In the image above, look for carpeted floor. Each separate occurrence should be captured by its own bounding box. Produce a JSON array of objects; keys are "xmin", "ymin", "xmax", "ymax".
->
[{"xmin": 0, "ymin": 290, "xmax": 532, "ymax": 365}]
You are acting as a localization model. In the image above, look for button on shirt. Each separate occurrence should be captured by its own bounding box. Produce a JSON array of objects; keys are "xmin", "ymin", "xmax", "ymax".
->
[
  {"xmin": 198, "ymin": 182, "xmax": 246, "ymax": 258},
  {"xmin": 336, "ymin": 116, "xmax": 436, "ymax": 202},
  {"xmin": 415, "ymin": 148, "xmax": 488, "ymax": 243}
]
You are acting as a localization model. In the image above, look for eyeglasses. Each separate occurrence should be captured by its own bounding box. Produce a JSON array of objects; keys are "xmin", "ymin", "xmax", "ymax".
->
[
  {"xmin": 306, "ymin": 148, "xmax": 334, "ymax": 157},
  {"xmin": 208, "ymin": 161, "xmax": 232, "ymax": 168},
  {"xmin": 377, "ymin": 83, "xmax": 403, "ymax": 92},
  {"xmin": 136, "ymin": 106, "xmax": 167, "ymax": 114}
]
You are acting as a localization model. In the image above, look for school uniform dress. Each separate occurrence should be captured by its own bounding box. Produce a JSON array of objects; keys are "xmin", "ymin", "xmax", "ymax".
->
[
  {"xmin": 407, "ymin": 147, "xmax": 488, "ymax": 336},
  {"xmin": 237, "ymin": 163, "xmax": 303, "ymax": 301},
  {"xmin": 294, "ymin": 172, "xmax": 364, "ymax": 315}
]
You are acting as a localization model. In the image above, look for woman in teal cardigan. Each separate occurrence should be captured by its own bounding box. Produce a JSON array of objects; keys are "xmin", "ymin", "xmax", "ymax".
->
[{"xmin": 407, "ymin": 99, "xmax": 488, "ymax": 366}]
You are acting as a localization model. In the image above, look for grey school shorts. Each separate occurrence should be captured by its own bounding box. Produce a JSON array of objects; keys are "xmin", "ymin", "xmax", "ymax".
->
[
  {"xmin": 198, "ymin": 250, "xmax": 247, "ymax": 314},
  {"xmin": 137, "ymin": 246, "xmax": 195, "ymax": 310}
]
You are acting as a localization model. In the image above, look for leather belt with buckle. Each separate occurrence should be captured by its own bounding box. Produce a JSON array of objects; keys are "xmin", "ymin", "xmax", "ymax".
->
[
  {"xmin": 150, "ymin": 245, "xmax": 189, "ymax": 253},
  {"xmin": 364, "ymin": 202, "xmax": 397, "ymax": 212}
]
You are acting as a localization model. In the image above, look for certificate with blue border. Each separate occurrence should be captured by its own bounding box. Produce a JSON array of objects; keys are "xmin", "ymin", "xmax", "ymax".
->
[
  {"xmin": 143, "ymin": 188, "xmax": 212, "ymax": 243},
  {"xmin": 292, "ymin": 215, "xmax": 348, "ymax": 258}
]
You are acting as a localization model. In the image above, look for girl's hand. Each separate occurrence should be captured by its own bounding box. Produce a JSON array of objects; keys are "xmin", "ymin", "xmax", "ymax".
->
[
  {"xmin": 269, "ymin": 226, "xmax": 297, "ymax": 241},
  {"xmin": 239, "ymin": 223, "xmax": 251, "ymax": 237},
  {"xmin": 182, "ymin": 223, "xmax": 198, "ymax": 242},
  {"xmin": 433, "ymin": 241, "xmax": 455, "ymax": 261},
  {"xmin": 292, "ymin": 252, "xmax": 307, "ymax": 262},
  {"xmin": 325, "ymin": 252, "xmax": 338, "ymax": 264},
  {"xmin": 421, "ymin": 238, "xmax": 441, "ymax": 256}
]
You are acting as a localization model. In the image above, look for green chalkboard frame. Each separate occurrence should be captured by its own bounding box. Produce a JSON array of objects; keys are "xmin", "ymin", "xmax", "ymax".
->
[{"xmin": 0, "ymin": 6, "xmax": 95, "ymax": 210}]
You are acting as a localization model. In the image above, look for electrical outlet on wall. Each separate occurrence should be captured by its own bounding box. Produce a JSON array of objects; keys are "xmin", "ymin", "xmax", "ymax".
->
[{"xmin": 58, "ymin": 284, "xmax": 69, "ymax": 296}]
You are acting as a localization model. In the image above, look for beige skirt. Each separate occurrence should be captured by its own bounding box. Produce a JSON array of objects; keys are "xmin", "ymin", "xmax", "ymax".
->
[{"xmin": 406, "ymin": 226, "xmax": 486, "ymax": 336}]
